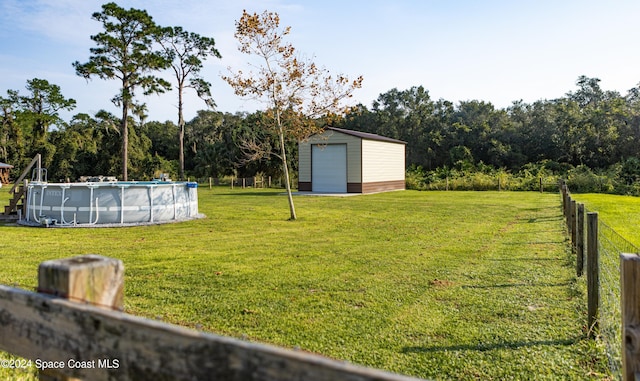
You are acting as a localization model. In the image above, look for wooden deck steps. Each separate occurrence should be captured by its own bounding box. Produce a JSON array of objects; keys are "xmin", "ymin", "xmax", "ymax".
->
[
  {"xmin": 3, "ymin": 184, "xmax": 25, "ymax": 214},
  {"xmin": 2, "ymin": 187, "xmax": 24, "ymax": 221},
  {"xmin": 2, "ymin": 154, "xmax": 41, "ymax": 221}
]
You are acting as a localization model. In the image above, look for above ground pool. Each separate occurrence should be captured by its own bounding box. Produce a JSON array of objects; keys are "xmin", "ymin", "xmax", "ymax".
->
[{"xmin": 21, "ymin": 180, "xmax": 200, "ymax": 227}]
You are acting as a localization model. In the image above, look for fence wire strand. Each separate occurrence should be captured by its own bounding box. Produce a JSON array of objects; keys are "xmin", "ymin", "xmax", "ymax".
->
[{"xmin": 584, "ymin": 207, "xmax": 639, "ymax": 379}]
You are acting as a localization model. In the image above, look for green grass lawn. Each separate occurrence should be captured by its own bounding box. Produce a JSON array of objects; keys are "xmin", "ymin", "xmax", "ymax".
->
[
  {"xmin": 571, "ymin": 193, "xmax": 640, "ymax": 248},
  {"xmin": 0, "ymin": 188, "xmax": 608, "ymax": 380}
]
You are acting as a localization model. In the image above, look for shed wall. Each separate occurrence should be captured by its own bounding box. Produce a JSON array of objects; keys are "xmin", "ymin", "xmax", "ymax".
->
[
  {"xmin": 361, "ymin": 140, "xmax": 406, "ymax": 183},
  {"xmin": 298, "ymin": 130, "xmax": 362, "ymax": 186},
  {"xmin": 299, "ymin": 129, "xmax": 406, "ymax": 193}
]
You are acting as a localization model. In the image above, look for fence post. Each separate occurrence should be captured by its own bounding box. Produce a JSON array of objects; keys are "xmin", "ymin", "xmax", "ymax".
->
[
  {"xmin": 38, "ymin": 254, "xmax": 124, "ymax": 309},
  {"xmin": 620, "ymin": 253, "xmax": 640, "ymax": 381},
  {"xmin": 570, "ymin": 199, "xmax": 577, "ymax": 251},
  {"xmin": 576, "ymin": 203, "xmax": 585, "ymax": 277},
  {"xmin": 37, "ymin": 254, "xmax": 124, "ymax": 381},
  {"xmin": 587, "ymin": 212, "xmax": 599, "ymax": 338},
  {"xmin": 539, "ymin": 177, "xmax": 543, "ymax": 193},
  {"xmin": 565, "ymin": 194, "xmax": 572, "ymax": 234}
]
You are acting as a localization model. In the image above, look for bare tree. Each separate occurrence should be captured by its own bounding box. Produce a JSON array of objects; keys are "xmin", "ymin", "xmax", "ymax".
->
[{"xmin": 223, "ymin": 10, "xmax": 362, "ymax": 220}]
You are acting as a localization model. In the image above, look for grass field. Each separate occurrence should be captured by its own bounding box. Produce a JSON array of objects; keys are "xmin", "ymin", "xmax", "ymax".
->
[
  {"xmin": 0, "ymin": 188, "xmax": 608, "ymax": 380},
  {"xmin": 571, "ymin": 193, "xmax": 640, "ymax": 248}
]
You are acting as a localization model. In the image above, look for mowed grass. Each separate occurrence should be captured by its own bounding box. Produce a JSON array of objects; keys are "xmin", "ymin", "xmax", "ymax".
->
[
  {"xmin": 571, "ymin": 193, "xmax": 640, "ymax": 248},
  {"xmin": 0, "ymin": 188, "xmax": 608, "ymax": 380}
]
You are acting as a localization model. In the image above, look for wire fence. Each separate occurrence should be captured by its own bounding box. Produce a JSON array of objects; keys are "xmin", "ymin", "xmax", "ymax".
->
[
  {"xmin": 595, "ymin": 217, "xmax": 639, "ymax": 379},
  {"xmin": 561, "ymin": 179, "xmax": 640, "ymax": 380}
]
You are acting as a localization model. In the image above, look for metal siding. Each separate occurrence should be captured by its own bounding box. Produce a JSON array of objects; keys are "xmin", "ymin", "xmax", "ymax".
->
[
  {"xmin": 301, "ymin": 130, "xmax": 362, "ymax": 184},
  {"xmin": 361, "ymin": 140, "xmax": 405, "ymax": 183},
  {"xmin": 298, "ymin": 141, "xmax": 312, "ymax": 182},
  {"xmin": 312, "ymin": 144, "xmax": 347, "ymax": 192}
]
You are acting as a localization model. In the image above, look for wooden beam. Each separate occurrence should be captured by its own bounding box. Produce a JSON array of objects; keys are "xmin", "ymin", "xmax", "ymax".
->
[
  {"xmin": 0, "ymin": 285, "xmax": 422, "ymax": 381},
  {"xmin": 570, "ymin": 199, "xmax": 577, "ymax": 251},
  {"xmin": 9, "ymin": 154, "xmax": 40, "ymax": 194},
  {"xmin": 576, "ymin": 203, "xmax": 585, "ymax": 277}
]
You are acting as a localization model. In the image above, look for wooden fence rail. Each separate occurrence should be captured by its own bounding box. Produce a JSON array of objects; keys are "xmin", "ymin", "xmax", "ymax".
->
[{"xmin": 0, "ymin": 255, "xmax": 424, "ymax": 381}]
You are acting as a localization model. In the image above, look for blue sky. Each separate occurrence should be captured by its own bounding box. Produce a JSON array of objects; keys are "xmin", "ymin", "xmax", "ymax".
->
[{"xmin": 1, "ymin": 0, "xmax": 640, "ymax": 124}]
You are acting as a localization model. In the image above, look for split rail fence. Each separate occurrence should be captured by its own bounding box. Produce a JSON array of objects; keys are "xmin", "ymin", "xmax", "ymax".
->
[
  {"xmin": 0, "ymin": 254, "xmax": 423, "ymax": 381},
  {"xmin": 559, "ymin": 180, "xmax": 640, "ymax": 380}
]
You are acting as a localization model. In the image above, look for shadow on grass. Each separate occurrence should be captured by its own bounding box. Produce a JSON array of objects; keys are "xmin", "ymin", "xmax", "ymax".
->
[
  {"xmin": 504, "ymin": 229, "xmax": 563, "ymax": 234},
  {"xmin": 461, "ymin": 281, "xmax": 570, "ymax": 289},
  {"xmin": 488, "ymin": 256, "xmax": 564, "ymax": 261},
  {"xmin": 401, "ymin": 336, "xmax": 583, "ymax": 353},
  {"xmin": 214, "ymin": 191, "xmax": 281, "ymax": 197},
  {"xmin": 524, "ymin": 216, "xmax": 564, "ymax": 223},
  {"xmin": 501, "ymin": 241, "xmax": 566, "ymax": 245}
]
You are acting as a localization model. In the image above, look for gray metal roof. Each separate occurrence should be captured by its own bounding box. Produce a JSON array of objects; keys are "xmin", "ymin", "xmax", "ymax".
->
[
  {"xmin": 0, "ymin": 162, "xmax": 13, "ymax": 169},
  {"xmin": 326, "ymin": 127, "xmax": 407, "ymax": 144}
]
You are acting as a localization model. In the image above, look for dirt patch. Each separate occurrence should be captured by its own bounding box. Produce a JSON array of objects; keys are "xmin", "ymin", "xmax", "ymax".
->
[{"xmin": 430, "ymin": 278, "xmax": 455, "ymax": 287}]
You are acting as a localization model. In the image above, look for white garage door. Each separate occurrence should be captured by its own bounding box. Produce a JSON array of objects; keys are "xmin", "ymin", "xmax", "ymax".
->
[{"xmin": 312, "ymin": 144, "xmax": 347, "ymax": 193}]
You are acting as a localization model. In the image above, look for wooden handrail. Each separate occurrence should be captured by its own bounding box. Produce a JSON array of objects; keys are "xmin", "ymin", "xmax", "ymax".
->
[{"xmin": 9, "ymin": 154, "xmax": 40, "ymax": 194}]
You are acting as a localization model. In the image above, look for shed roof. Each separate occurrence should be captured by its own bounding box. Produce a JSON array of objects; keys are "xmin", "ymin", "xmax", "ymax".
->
[
  {"xmin": 0, "ymin": 162, "xmax": 13, "ymax": 169},
  {"xmin": 325, "ymin": 127, "xmax": 406, "ymax": 144}
]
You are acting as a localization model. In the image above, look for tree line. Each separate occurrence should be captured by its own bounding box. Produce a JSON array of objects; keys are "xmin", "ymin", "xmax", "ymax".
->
[
  {"xmin": 337, "ymin": 76, "xmax": 640, "ymax": 194},
  {"xmin": 4, "ymin": 74, "xmax": 640, "ymax": 190},
  {"xmin": 0, "ymin": 96, "xmax": 292, "ymax": 183}
]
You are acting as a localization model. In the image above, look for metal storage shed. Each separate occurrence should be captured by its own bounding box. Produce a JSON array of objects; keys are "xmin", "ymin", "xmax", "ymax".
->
[{"xmin": 298, "ymin": 127, "xmax": 406, "ymax": 194}]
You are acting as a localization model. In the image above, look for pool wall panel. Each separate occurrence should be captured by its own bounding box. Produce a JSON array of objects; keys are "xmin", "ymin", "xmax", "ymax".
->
[{"xmin": 24, "ymin": 182, "xmax": 199, "ymax": 226}]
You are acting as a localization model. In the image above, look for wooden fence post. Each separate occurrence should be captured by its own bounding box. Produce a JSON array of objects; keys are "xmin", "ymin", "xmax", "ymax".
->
[
  {"xmin": 620, "ymin": 253, "xmax": 640, "ymax": 381},
  {"xmin": 570, "ymin": 199, "xmax": 577, "ymax": 251},
  {"xmin": 564, "ymin": 194, "xmax": 572, "ymax": 234},
  {"xmin": 37, "ymin": 254, "xmax": 124, "ymax": 381},
  {"xmin": 539, "ymin": 177, "xmax": 543, "ymax": 193},
  {"xmin": 576, "ymin": 203, "xmax": 585, "ymax": 277},
  {"xmin": 587, "ymin": 212, "xmax": 599, "ymax": 338},
  {"xmin": 38, "ymin": 254, "xmax": 124, "ymax": 309}
]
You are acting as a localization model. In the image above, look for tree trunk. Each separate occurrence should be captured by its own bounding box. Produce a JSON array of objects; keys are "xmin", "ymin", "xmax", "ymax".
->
[
  {"xmin": 278, "ymin": 128, "xmax": 296, "ymax": 220},
  {"xmin": 178, "ymin": 86, "xmax": 185, "ymax": 181},
  {"xmin": 121, "ymin": 103, "xmax": 129, "ymax": 181}
]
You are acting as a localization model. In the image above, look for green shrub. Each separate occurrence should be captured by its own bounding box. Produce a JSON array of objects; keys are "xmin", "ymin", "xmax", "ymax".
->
[
  {"xmin": 408, "ymin": 161, "xmax": 640, "ymax": 195},
  {"xmin": 566, "ymin": 165, "xmax": 614, "ymax": 193},
  {"xmin": 405, "ymin": 165, "xmax": 427, "ymax": 190}
]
